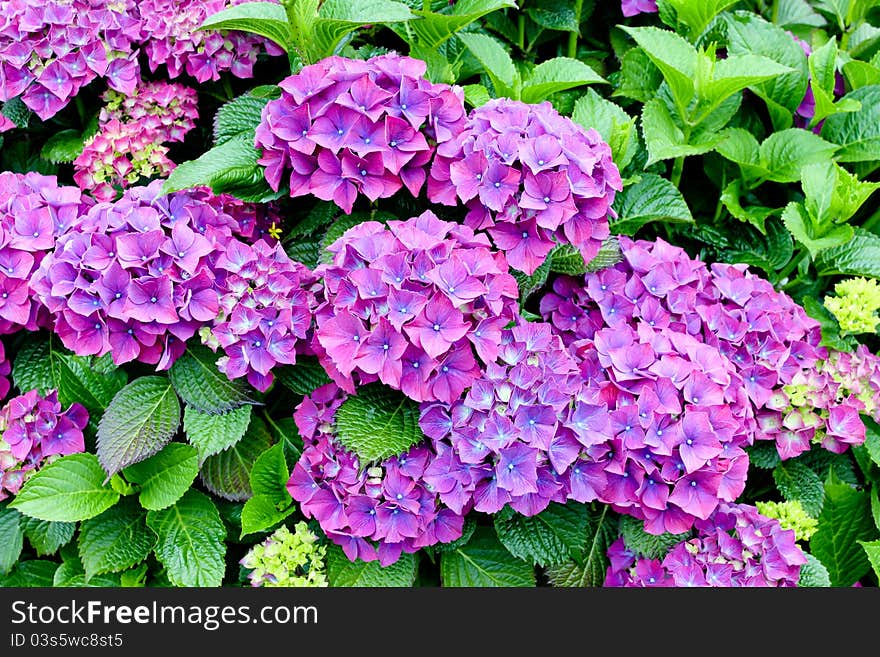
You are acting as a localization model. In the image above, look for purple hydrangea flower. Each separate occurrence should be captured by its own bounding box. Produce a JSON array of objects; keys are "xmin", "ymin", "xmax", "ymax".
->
[
  {"xmin": 428, "ymin": 98, "xmax": 622, "ymax": 274},
  {"xmin": 0, "ymin": 389, "xmax": 88, "ymax": 501},
  {"xmin": 255, "ymin": 54, "xmax": 466, "ymax": 212},
  {"xmin": 621, "ymin": 0, "xmax": 658, "ymax": 17},
  {"xmin": 287, "ymin": 382, "xmax": 465, "ymax": 566},
  {"xmin": 313, "ymin": 210, "xmax": 519, "ymax": 403},
  {"xmin": 604, "ymin": 503, "xmax": 807, "ymax": 587}
]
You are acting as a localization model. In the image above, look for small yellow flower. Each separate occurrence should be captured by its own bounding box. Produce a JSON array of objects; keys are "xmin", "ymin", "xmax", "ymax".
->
[{"xmin": 268, "ymin": 221, "xmax": 283, "ymax": 240}]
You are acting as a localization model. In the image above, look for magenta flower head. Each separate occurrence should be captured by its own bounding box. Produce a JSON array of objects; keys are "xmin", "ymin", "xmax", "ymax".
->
[
  {"xmin": 0, "ymin": 172, "xmax": 91, "ymax": 335},
  {"xmin": 99, "ymin": 81, "xmax": 199, "ymax": 143},
  {"xmin": 210, "ymin": 238, "xmax": 319, "ymax": 391},
  {"xmin": 0, "ymin": 389, "xmax": 88, "ymax": 502},
  {"xmin": 605, "ymin": 503, "xmax": 807, "ymax": 587},
  {"xmin": 287, "ymin": 382, "xmax": 466, "ymax": 566},
  {"xmin": 428, "ymin": 98, "xmax": 622, "ymax": 274},
  {"xmin": 0, "ymin": 0, "xmax": 142, "ymax": 120},
  {"xmin": 73, "ymin": 119, "xmax": 176, "ymax": 201},
  {"xmin": 0, "ymin": 339, "xmax": 10, "ymax": 401},
  {"xmin": 312, "ymin": 210, "xmax": 519, "ymax": 402},
  {"xmin": 31, "ymin": 181, "xmax": 258, "ymax": 370},
  {"xmin": 621, "ymin": 0, "xmax": 658, "ymax": 17},
  {"xmin": 137, "ymin": 0, "xmax": 284, "ymax": 83},
  {"xmin": 255, "ymin": 53, "xmax": 467, "ymax": 212}
]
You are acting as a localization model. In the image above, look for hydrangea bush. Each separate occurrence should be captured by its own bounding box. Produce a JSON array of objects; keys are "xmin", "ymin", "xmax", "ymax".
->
[{"xmin": 0, "ymin": 0, "xmax": 879, "ymax": 591}]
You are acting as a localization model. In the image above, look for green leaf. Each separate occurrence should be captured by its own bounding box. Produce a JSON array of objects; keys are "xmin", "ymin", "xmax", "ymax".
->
[
  {"xmin": 773, "ymin": 460, "xmax": 826, "ymax": 517},
  {"xmin": 123, "ymin": 443, "xmax": 200, "ymax": 511},
  {"xmin": 21, "ymin": 518, "xmax": 75, "ymax": 557},
  {"xmin": 549, "ymin": 244, "xmax": 589, "ymax": 276},
  {"xmin": 802, "ymin": 161, "xmax": 880, "ymax": 225},
  {"xmin": 78, "ymin": 499, "xmax": 156, "ymax": 579},
  {"xmin": 240, "ymin": 494, "xmax": 294, "ymax": 537},
  {"xmin": 265, "ymin": 414, "xmax": 304, "ymax": 464},
  {"xmin": 494, "ymin": 502, "xmax": 588, "ymax": 567},
  {"xmin": 169, "ymin": 345, "xmax": 257, "ymax": 414},
  {"xmin": 183, "ymin": 405, "xmax": 252, "ymax": 463},
  {"xmin": 571, "ymin": 89, "xmax": 638, "ymax": 170},
  {"xmin": 199, "ymin": 2, "xmax": 292, "ymax": 51},
  {"xmin": 146, "ymin": 489, "xmax": 227, "ymax": 587},
  {"xmin": 861, "ymin": 540, "xmax": 880, "ymax": 581},
  {"xmin": 702, "ymin": 54, "xmax": 795, "ymax": 113},
  {"xmin": 410, "ymin": 0, "xmax": 517, "ymax": 48},
  {"xmin": 619, "ymin": 514, "xmax": 687, "ymax": 559},
  {"xmin": 801, "ymin": 296, "xmax": 855, "ymax": 351},
  {"xmin": 613, "ymin": 47, "xmax": 663, "ymax": 103},
  {"xmin": 40, "ymin": 129, "xmax": 85, "ymax": 164},
  {"xmin": 274, "ymin": 356, "xmax": 333, "ymax": 396},
  {"xmin": 511, "ymin": 255, "xmax": 552, "ymax": 303},
  {"xmin": 798, "ymin": 553, "xmax": 832, "ymax": 587},
  {"xmin": 520, "ymin": 57, "xmax": 605, "ymax": 104},
  {"xmin": 1, "ymin": 97, "xmax": 31, "ymax": 129},
  {"xmin": 10, "ymin": 454, "xmax": 120, "ymax": 522},
  {"xmin": 809, "ymin": 471, "xmax": 877, "ymax": 586},
  {"xmin": 0, "ymin": 506, "xmax": 23, "ymax": 575},
  {"xmin": 782, "ymin": 201, "xmax": 853, "ymax": 259},
  {"xmin": 863, "ymin": 416, "xmax": 880, "ymax": 469},
  {"xmin": 760, "ymin": 129, "xmax": 839, "ymax": 183},
  {"xmin": 0, "ymin": 560, "xmax": 58, "ymax": 587},
  {"xmin": 720, "ymin": 180, "xmax": 777, "ymax": 233},
  {"xmin": 815, "ymin": 228, "xmax": 880, "ymax": 278},
  {"xmin": 611, "ymin": 173, "xmax": 693, "ymax": 235},
  {"xmin": 249, "ymin": 443, "xmax": 290, "ymax": 502},
  {"xmin": 97, "ymin": 376, "xmax": 181, "ymax": 478},
  {"xmin": 641, "ymin": 97, "xmax": 722, "ymax": 165},
  {"xmin": 200, "ymin": 416, "xmax": 274, "ymax": 501},
  {"xmin": 545, "ymin": 504, "xmax": 616, "ymax": 587},
  {"xmin": 620, "ymin": 26, "xmax": 696, "ymax": 113},
  {"xmin": 776, "ymin": 0, "xmax": 827, "ymax": 28},
  {"xmin": 312, "ymin": 0, "xmax": 415, "ymax": 62},
  {"xmin": 457, "ymin": 31, "xmax": 518, "ymax": 98},
  {"xmin": 326, "ymin": 545, "xmax": 417, "ymax": 586},
  {"xmin": 821, "ymin": 85, "xmax": 880, "ymax": 163},
  {"xmin": 213, "ymin": 93, "xmax": 273, "ymax": 146},
  {"xmin": 843, "ymin": 59, "xmax": 880, "ymax": 90},
  {"xmin": 440, "ymin": 526, "xmax": 535, "ymax": 587},
  {"xmin": 584, "ymin": 237, "xmax": 625, "ymax": 272},
  {"xmin": 463, "ymin": 83, "xmax": 492, "ymax": 108},
  {"xmin": 659, "ymin": 0, "xmax": 739, "ymax": 39},
  {"xmin": 161, "ymin": 134, "xmax": 272, "ymax": 202},
  {"xmin": 334, "ymin": 383, "xmax": 425, "ymax": 463}
]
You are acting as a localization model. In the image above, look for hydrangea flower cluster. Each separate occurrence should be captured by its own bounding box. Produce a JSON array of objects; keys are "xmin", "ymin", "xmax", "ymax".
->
[
  {"xmin": 542, "ymin": 236, "xmax": 835, "ymax": 466},
  {"xmin": 0, "ymin": 172, "xmax": 90, "ymax": 335},
  {"xmin": 31, "ymin": 181, "xmax": 247, "ymax": 370},
  {"xmin": 419, "ymin": 322, "xmax": 590, "ymax": 517},
  {"xmin": 313, "ymin": 210, "xmax": 519, "ymax": 403},
  {"xmin": 755, "ymin": 500, "xmax": 818, "ymax": 542},
  {"xmin": 136, "ymin": 0, "xmax": 284, "ymax": 82},
  {"xmin": 255, "ymin": 53, "xmax": 467, "ymax": 213},
  {"xmin": 99, "ymin": 81, "xmax": 199, "ymax": 143},
  {"xmin": 73, "ymin": 119, "xmax": 176, "ymax": 201},
  {"xmin": 604, "ymin": 503, "xmax": 806, "ymax": 587},
  {"xmin": 240, "ymin": 523, "xmax": 328, "ymax": 587},
  {"xmin": 0, "ymin": 0, "xmax": 141, "ymax": 121},
  {"xmin": 287, "ymin": 382, "xmax": 465, "ymax": 566},
  {"xmin": 0, "ymin": 389, "xmax": 88, "ymax": 502},
  {"xmin": 769, "ymin": 344, "xmax": 880, "ymax": 457},
  {"xmin": 621, "ymin": 0, "xmax": 658, "ymax": 17},
  {"xmin": 428, "ymin": 98, "xmax": 622, "ymax": 274},
  {"xmin": 209, "ymin": 238, "xmax": 317, "ymax": 391},
  {"xmin": 824, "ymin": 277, "xmax": 880, "ymax": 335}
]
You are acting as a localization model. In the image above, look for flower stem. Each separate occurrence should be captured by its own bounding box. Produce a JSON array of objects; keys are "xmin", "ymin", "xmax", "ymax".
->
[
  {"xmin": 518, "ymin": 14, "xmax": 525, "ymax": 52},
  {"xmin": 670, "ymin": 156, "xmax": 684, "ymax": 188},
  {"xmin": 568, "ymin": 0, "xmax": 584, "ymax": 59}
]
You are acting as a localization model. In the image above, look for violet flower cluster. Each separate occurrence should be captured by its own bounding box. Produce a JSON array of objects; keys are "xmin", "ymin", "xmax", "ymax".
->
[
  {"xmin": 209, "ymin": 238, "xmax": 317, "ymax": 392},
  {"xmin": 0, "ymin": 389, "xmax": 88, "ymax": 502},
  {"xmin": 428, "ymin": 98, "xmax": 622, "ymax": 274},
  {"xmin": 604, "ymin": 502, "xmax": 807, "ymax": 587},
  {"xmin": 31, "ymin": 181, "xmax": 250, "ymax": 370},
  {"xmin": 255, "ymin": 54, "xmax": 467, "ymax": 213},
  {"xmin": 136, "ymin": 0, "xmax": 284, "ymax": 83},
  {"xmin": 0, "ymin": 0, "xmax": 141, "ymax": 121},
  {"xmin": 313, "ymin": 210, "xmax": 519, "ymax": 403},
  {"xmin": 287, "ymin": 382, "xmax": 465, "ymax": 566},
  {"xmin": 0, "ymin": 172, "xmax": 90, "ymax": 335},
  {"xmin": 419, "ymin": 322, "xmax": 590, "ymax": 517},
  {"xmin": 542, "ymin": 236, "xmax": 839, "ymax": 468},
  {"xmin": 73, "ymin": 118, "xmax": 176, "ymax": 202},
  {"xmin": 99, "ymin": 81, "xmax": 199, "ymax": 143}
]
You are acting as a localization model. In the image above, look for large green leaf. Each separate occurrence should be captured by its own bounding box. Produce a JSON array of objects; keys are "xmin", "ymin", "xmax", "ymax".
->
[
  {"xmin": 619, "ymin": 26, "xmax": 696, "ymax": 113},
  {"xmin": 611, "ymin": 173, "xmax": 693, "ymax": 235},
  {"xmin": 169, "ymin": 345, "xmax": 257, "ymax": 414},
  {"xmin": 10, "ymin": 454, "xmax": 120, "ymax": 522},
  {"xmin": 440, "ymin": 527, "xmax": 535, "ymax": 587},
  {"xmin": 798, "ymin": 553, "xmax": 832, "ymax": 587},
  {"xmin": 410, "ymin": 0, "xmax": 517, "ymax": 48},
  {"xmin": 200, "ymin": 416, "xmax": 274, "ymax": 501},
  {"xmin": 334, "ymin": 383, "xmax": 425, "ymax": 463},
  {"xmin": 78, "ymin": 499, "xmax": 156, "ymax": 579},
  {"xmin": 96, "ymin": 376, "xmax": 181, "ymax": 478},
  {"xmin": 773, "ymin": 460, "xmax": 825, "ymax": 517},
  {"xmin": 213, "ymin": 92, "xmax": 274, "ymax": 146},
  {"xmin": 0, "ymin": 560, "xmax": 58, "ymax": 587},
  {"xmin": 326, "ymin": 545, "xmax": 417, "ymax": 587},
  {"xmin": 240, "ymin": 442, "xmax": 295, "ymax": 537},
  {"xmin": 199, "ymin": 2, "xmax": 292, "ymax": 51},
  {"xmin": 520, "ymin": 57, "xmax": 606, "ymax": 103},
  {"xmin": 544, "ymin": 504, "xmax": 616, "ymax": 587},
  {"xmin": 40, "ymin": 129, "xmax": 85, "ymax": 164},
  {"xmin": 0, "ymin": 506, "xmax": 23, "ymax": 575},
  {"xmin": 861, "ymin": 540, "xmax": 880, "ymax": 581},
  {"xmin": 821, "ymin": 85, "xmax": 880, "ymax": 163},
  {"xmin": 21, "ymin": 518, "xmax": 75, "ymax": 557},
  {"xmin": 312, "ymin": 0, "xmax": 415, "ymax": 62},
  {"xmin": 809, "ymin": 472, "xmax": 877, "ymax": 586},
  {"xmin": 183, "ymin": 405, "xmax": 252, "ymax": 463},
  {"xmin": 122, "ymin": 443, "xmax": 200, "ymax": 511},
  {"xmin": 815, "ymin": 229, "xmax": 880, "ymax": 278},
  {"xmin": 619, "ymin": 514, "xmax": 687, "ymax": 559},
  {"xmin": 457, "ymin": 31, "xmax": 518, "ymax": 98},
  {"xmin": 274, "ymin": 356, "xmax": 333, "ymax": 396},
  {"xmin": 660, "ymin": 0, "xmax": 739, "ymax": 39},
  {"xmin": 641, "ymin": 97, "xmax": 723, "ymax": 165},
  {"xmin": 146, "ymin": 490, "xmax": 227, "ymax": 587},
  {"xmin": 781, "ymin": 202, "xmax": 853, "ymax": 260},
  {"xmin": 571, "ymin": 89, "xmax": 638, "ymax": 171},
  {"xmin": 494, "ymin": 503, "xmax": 589, "ymax": 567}
]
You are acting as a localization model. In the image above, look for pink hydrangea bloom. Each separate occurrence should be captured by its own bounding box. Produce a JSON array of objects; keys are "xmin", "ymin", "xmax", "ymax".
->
[
  {"xmin": 99, "ymin": 81, "xmax": 199, "ymax": 143},
  {"xmin": 0, "ymin": 389, "xmax": 88, "ymax": 502},
  {"xmin": 255, "ymin": 53, "xmax": 466, "ymax": 212},
  {"xmin": 621, "ymin": 0, "xmax": 658, "ymax": 17},
  {"xmin": 429, "ymin": 98, "xmax": 622, "ymax": 274}
]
